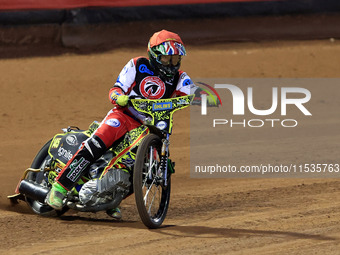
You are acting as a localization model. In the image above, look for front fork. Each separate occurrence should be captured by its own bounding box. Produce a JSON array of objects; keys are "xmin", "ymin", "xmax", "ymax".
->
[{"xmin": 160, "ymin": 134, "xmax": 170, "ymax": 187}]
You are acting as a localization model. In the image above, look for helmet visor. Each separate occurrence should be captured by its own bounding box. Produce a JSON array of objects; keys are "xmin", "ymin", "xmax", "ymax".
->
[{"xmin": 160, "ymin": 55, "xmax": 182, "ymax": 66}]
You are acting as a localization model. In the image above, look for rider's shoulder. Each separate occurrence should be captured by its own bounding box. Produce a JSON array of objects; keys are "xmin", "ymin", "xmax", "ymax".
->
[
  {"xmin": 178, "ymin": 70, "xmax": 190, "ymax": 80},
  {"xmin": 132, "ymin": 56, "xmax": 149, "ymax": 66},
  {"xmin": 177, "ymin": 70, "xmax": 194, "ymax": 86}
]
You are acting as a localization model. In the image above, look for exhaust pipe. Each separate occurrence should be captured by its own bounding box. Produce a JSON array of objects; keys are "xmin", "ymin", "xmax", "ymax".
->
[{"xmin": 18, "ymin": 180, "xmax": 49, "ymax": 203}]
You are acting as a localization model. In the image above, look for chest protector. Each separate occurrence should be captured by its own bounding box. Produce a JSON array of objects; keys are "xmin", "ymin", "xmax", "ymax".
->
[{"xmin": 132, "ymin": 58, "xmax": 179, "ymax": 99}]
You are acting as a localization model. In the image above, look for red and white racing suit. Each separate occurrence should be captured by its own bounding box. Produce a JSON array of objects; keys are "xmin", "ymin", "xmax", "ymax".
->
[{"xmin": 56, "ymin": 57, "xmax": 197, "ymax": 190}]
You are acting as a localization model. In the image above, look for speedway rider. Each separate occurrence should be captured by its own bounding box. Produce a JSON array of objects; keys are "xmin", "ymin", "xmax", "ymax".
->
[{"xmin": 46, "ymin": 30, "xmax": 215, "ymax": 219}]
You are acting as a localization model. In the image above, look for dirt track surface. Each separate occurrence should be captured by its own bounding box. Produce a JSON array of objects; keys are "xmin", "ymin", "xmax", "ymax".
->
[{"xmin": 1, "ymin": 39, "xmax": 340, "ymax": 254}]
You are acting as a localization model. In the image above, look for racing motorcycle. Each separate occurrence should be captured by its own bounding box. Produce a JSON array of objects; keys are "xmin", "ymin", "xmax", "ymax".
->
[{"xmin": 8, "ymin": 95, "xmax": 193, "ymax": 229}]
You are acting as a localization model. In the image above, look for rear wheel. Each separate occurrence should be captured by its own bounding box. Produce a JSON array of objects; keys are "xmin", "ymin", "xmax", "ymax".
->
[
  {"xmin": 25, "ymin": 140, "xmax": 68, "ymax": 216},
  {"xmin": 134, "ymin": 134, "xmax": 171, "ymax": 229}
]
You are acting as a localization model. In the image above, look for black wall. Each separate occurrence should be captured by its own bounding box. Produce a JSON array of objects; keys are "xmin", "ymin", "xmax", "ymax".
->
[{"xmin": 1, "ymin": 0, "xmax": 340, "ymax": 26}]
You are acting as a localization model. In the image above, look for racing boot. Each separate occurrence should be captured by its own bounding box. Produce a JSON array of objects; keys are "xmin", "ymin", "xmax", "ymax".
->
[
  {"xmin": 46, "ymin": 182, "xmax": 68, "ymax": 210},
  {"xmin": 106, "ymin": 207, "xmax": 122, "ymax": 220}
]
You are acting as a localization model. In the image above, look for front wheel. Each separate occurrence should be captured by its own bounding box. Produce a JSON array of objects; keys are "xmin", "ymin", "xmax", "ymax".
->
[{"xmin": 134, "ymin": 134, "xmax": 171, "ymax": 229}]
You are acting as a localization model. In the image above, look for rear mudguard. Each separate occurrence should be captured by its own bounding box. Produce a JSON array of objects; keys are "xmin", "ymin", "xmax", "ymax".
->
[{"xmin": 48, "ymin": 130, "xmax": 90, "ymax": 169}]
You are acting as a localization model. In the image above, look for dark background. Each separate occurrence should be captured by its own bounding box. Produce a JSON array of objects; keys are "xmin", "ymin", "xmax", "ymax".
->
[{"xmin": 0, "ymin": 0, "xmax": 340, "ymax": 58}]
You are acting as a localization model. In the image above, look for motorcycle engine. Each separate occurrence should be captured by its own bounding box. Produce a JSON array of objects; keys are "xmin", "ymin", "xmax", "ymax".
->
[{"xmin": 79, "ymin": 168, "xmax": 131, "ymax": 206}]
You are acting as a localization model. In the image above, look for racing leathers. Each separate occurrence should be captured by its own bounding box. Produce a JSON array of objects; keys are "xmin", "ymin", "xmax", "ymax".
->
[{"xmin": 55, "ymin": 56, "xmax": 198, "ymax": 191}]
